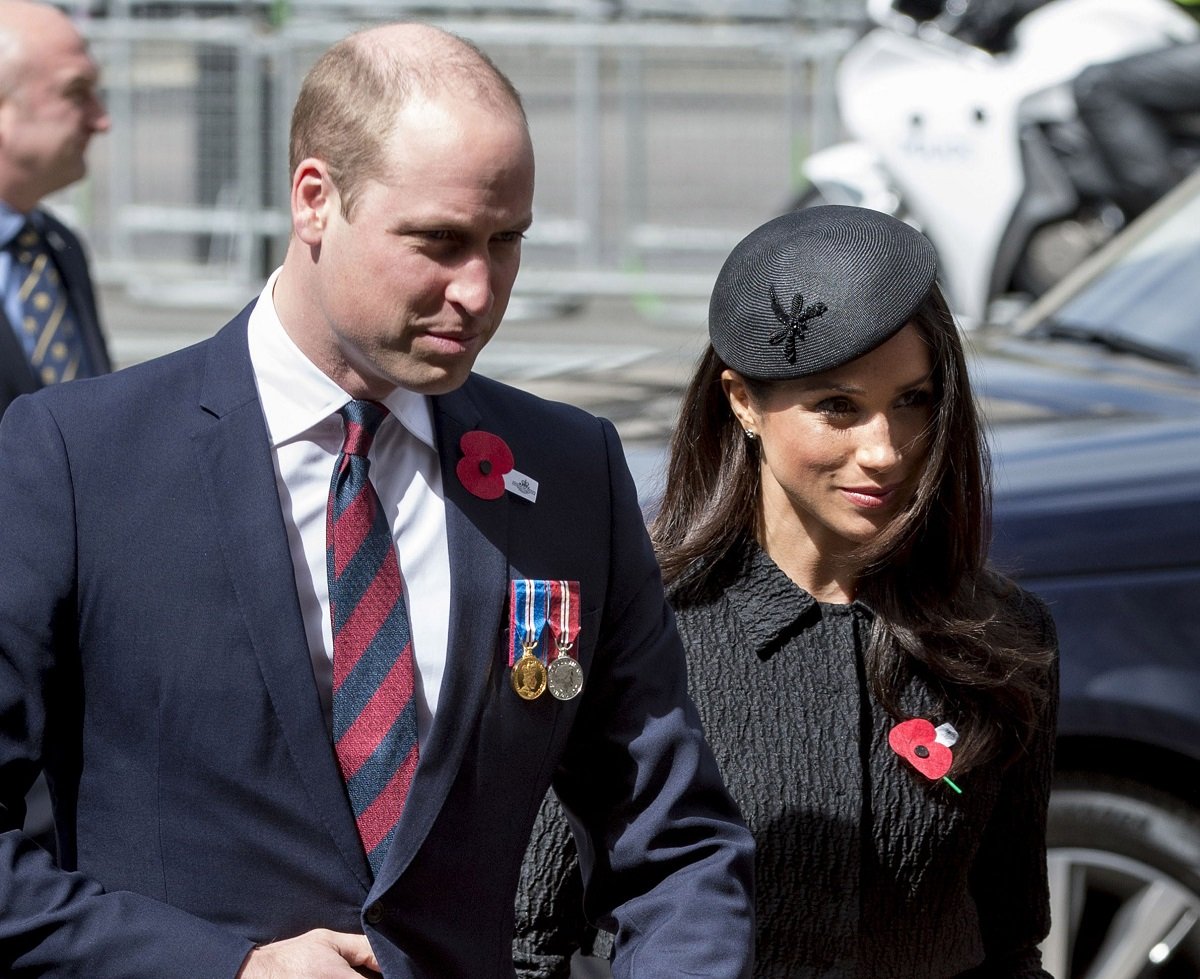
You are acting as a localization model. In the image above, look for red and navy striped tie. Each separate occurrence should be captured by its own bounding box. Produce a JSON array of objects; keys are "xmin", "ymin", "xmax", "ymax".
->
[{"xmin": 328, "ymin": 400, "xmax": 419, "ymax": 875}]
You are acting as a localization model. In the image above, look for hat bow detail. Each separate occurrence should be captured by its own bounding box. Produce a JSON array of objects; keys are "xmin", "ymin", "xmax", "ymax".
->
[{"xmin": 768, "ymin": 286, "xmax": 828, "ymax": 364}]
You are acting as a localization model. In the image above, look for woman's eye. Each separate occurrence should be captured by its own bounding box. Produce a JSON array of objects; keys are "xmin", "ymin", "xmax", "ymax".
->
[
  {"xmin": 899, "ymin": 388, "xmax": 934, "ymax": 409},
  {"xmin": 816, "ymin": 397, "xmax": 855, "ymax": 416}
]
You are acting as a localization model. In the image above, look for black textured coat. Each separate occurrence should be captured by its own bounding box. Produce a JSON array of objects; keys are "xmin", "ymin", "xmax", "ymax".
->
[{"xmin": 515, "ymin": 543, "xmax": 1057, "ymax": 978}]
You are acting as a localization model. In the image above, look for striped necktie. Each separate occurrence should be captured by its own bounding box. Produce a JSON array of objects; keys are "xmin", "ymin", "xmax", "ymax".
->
[
  {"xmin": 327, "ymin": 399, "xmax": 419, "ymax": 876},
  {"xmin": 7, "ymin": 222, "xmax": 89, "ymax": 385}
]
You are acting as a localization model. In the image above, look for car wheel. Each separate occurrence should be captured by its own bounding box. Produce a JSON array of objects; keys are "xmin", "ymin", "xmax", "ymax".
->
[{"xmin": 1044, "ymin": 774, "xmax": 1200, "ymax": 978}]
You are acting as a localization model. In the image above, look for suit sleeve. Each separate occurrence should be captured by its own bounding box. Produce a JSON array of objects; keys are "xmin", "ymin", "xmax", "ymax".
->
[
  {"xmin": 962, "ymin": 594, "xmax": 1059, "ymax": 979},
  {"xmin": 0, "ymin": 394, "xmax": 253, "ymax": 978},
  {"xmin": 548, "ymin": 418, "xmax": 755, "ymax": 979}
]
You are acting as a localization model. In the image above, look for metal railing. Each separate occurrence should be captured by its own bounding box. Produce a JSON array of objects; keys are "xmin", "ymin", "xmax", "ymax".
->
[{"xmin": 51, "ymin": 4, "xmax": 860, "ymax": 308}]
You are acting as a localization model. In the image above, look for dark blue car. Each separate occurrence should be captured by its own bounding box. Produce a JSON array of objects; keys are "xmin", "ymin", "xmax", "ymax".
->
[{"xmin": 973, "ymin": 172, "xmax": 1200, "ymax": 977}]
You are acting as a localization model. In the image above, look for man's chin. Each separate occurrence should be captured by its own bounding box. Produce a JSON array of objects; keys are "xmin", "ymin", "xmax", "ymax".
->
[{"xmin": 389, "ymin": 361, "xmax": 478, "ymax": 397}]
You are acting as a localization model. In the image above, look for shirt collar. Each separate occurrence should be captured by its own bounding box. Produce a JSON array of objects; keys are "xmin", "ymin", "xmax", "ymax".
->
[
  {"xmin": 247, "ymin": 267, "xmax": 437, "ymax": 452},
  {"xmin": 0, "ymin": 201, "xmax": 32, "ymax": 250}
]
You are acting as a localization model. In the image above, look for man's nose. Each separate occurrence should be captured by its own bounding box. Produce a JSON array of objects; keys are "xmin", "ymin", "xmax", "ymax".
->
[
  {"xmin": 90, "ymin": 95, "xmax": 112, "ymax": 134},
  {"xmin": 446, "ymin": 254, "xmax": 494, "ymax": 317}
]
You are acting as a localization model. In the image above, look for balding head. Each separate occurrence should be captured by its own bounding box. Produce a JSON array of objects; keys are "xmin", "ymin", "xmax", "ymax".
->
[
  {"xmin": 289, "ymin": 22, "xmax": 527, "ymax": 219},
  {"xmin": 0, "ymin": 0, "xmax": 108, "ymax": 209},
  {"xmin": 0, "ymin": 1, "xmax": 74, "ymax": 90}
]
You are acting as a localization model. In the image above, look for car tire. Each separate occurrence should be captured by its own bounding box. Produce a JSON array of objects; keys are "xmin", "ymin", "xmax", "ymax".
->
[{"xmin": 1044, "ymin": 773, "xmax": 1200, "ymax": 978}]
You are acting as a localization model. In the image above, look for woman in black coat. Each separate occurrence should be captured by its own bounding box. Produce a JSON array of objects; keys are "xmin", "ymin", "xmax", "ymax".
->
[{"xmin": 515, "ymin": 205, "xmax": 1058, "ymax": 979}]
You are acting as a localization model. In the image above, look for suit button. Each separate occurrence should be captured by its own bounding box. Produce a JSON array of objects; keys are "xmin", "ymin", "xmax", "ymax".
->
[{"xmin": 365, "ymin": 901, "xmax": 385, "ymax": 924}]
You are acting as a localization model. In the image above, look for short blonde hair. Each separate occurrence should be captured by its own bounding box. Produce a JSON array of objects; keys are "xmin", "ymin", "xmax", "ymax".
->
[{"xmin": 288, "ymin": 24, "xmax": 526, "ymax": 219}]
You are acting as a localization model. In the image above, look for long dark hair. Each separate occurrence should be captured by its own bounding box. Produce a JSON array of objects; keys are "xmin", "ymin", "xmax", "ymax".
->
[{"xmin": 651, "ymin": 285, "xmax": 1053, "ymax": 773}]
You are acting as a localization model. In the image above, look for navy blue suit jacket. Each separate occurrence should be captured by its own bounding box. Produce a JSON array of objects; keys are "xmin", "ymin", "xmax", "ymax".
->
[
  {"xmin": 0, "ymin": 208, "xmax": 111, "ymax": 417},
  {"xmin": 0, "ymin": 305, "xmax": 754, "ymax": 978}
]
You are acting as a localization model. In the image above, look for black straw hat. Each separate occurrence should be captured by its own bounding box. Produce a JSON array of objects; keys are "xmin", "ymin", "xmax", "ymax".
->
[{"xmin": 709, "ymin": 205, "xmax": 938, "ymax": 380}]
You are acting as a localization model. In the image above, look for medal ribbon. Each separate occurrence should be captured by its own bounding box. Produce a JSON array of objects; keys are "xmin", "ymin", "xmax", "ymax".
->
[
  {"xmin": 509, "ymin": 579, "xmax": 549, "ymax": 667},
  {"xmin": 546, "ymin": 580, "xmax": 581, "ymax": 662}
]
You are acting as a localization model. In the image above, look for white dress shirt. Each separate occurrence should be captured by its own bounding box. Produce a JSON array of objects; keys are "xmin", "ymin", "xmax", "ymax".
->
[{"xmin": 247, "ymin": 269, "xmax": 450, "ymax": 741}]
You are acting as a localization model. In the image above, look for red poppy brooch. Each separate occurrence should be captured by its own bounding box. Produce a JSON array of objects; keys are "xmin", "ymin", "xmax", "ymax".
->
[
  {"xmin": 456, "ymin": 431, "xmax": 538, "ymax": 503},
  {"xmin": 888, "ymin": 718, "xmax": 962, "ymax": 794}
]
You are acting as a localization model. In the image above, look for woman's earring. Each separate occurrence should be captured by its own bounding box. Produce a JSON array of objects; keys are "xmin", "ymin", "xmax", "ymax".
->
[{"xmin": 743, "ymin": 429, "xmax": 757, "ymax": 441}]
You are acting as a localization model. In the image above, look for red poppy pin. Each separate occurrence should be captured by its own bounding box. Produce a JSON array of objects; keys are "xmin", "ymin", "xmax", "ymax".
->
[
  {"xmin": 888, "ymin": 718, "xmax": 962, "ymax": 793},
  {"xmin": 456, "ymin": 431, "xmax": 515, "ymax": 500}
]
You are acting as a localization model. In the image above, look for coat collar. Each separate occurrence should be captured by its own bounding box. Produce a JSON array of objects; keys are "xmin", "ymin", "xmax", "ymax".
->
[{"xmin": 719, "ymin": 540, "xmax": 872, "ymax": 660}]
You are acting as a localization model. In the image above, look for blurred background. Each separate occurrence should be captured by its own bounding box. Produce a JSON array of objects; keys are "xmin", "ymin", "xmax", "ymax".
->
[
  {"xmin": 49, "ymin": 0, "xmax": 855, "ymax": 367},
  {"xmin": 48, "ymin": 0, "xmax": 1200, "ymax": 395}
]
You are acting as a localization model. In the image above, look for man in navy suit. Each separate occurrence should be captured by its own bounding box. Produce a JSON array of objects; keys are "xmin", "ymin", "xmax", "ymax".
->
[
  {"xmin": 0, "ymin": 21, "xmax": 753, "ymax": 979},
  {"xmin": 0, "ymin": 0, "xmax": 112, "ymax": 418}
]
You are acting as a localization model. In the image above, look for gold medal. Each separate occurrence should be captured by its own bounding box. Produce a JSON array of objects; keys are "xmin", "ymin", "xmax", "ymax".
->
[
  {"xmin": 511, "ymin": 649, "xmax": 547, "ymax": 700},
  {"xmin": 509, "ymin": 580, "xmax": 549, "ymax": 701},
  {"xmin": 547, "ymin": 653, "xmax": 584, "ymax": 701}
]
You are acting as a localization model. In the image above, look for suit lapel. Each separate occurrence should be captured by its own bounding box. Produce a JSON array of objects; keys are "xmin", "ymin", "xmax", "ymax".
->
[
  {"xmin": 42, "ymin": 217, "xmax": 111, "ymax": 375},
  {"xmin": 372, "ymin": 378, "xmax": 510, "ymax": 893},
  {"xmin": 191, "ymin": 310, "xmax": 372, "ymax": 889},
  {"xmin": 0, "ymin": 305, "xmax": 38, "ymax": 395},
  {"xmin": 189, "ymin": 337, "xmax": 513, "ymax": 893}
]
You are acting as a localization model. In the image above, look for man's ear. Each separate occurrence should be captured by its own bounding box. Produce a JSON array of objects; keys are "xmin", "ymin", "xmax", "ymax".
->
[{"xmin": 291, "ymin": 157, "xmax": 335, "ymax": 245}]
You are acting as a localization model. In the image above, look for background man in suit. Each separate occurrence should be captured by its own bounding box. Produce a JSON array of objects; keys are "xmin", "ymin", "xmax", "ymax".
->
[
  {"xmin": 0, "ymin": 21, "xmax": 753, "ymax": 979},
  {"xmin": 0, "ymin": 0, "xmax": 111, "ymax": 417}
]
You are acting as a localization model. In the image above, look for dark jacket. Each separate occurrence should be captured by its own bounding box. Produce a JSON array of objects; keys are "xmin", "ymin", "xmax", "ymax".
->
[
  {"xmin": 0, "ymin": 208, "xmax": 110, "ymax": 417},
  {"xmin": 0, "ymin": 308, "xmax": 753, "ymax": 978},
  {"xmin": 515, "ymin": 543, "xmax": 1058, "ymax": 978}
]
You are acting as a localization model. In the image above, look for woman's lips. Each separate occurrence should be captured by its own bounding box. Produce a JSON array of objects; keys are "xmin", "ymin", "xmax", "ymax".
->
[{"xmin": 841, "ymin": 486, "xmax": 897, "ymax": 509}]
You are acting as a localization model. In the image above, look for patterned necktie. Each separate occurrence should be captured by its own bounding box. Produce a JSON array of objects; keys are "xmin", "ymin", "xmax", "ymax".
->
[
  {"xmin": 7, "ymin": 222, "xmax": 89, "ymax": 385},
  {"xmin": 328, "ymin": 400, "xmax": 419, "ymax": 875}
]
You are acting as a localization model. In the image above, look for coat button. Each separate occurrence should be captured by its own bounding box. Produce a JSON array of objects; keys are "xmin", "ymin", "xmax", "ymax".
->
[{"xmin": 365, "ymin": 901, "xmax": 385, "ymax": 924}]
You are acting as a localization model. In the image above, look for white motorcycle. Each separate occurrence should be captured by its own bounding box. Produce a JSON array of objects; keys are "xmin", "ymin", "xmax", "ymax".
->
[{"xmin": 799, "ymin": 0, "xmax": 1200, "ymax": 326}]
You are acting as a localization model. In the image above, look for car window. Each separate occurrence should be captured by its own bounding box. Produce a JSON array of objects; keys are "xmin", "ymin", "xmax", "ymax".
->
[{"xmin": 1044, "ymin": 183, "xmax": 1200, "ymax": 366}]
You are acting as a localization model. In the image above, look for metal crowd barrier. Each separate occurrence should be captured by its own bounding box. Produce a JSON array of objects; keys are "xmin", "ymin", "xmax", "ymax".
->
[{"xmin": 50, "ymin": 7, "xmax": 858, "ymax": 308}]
